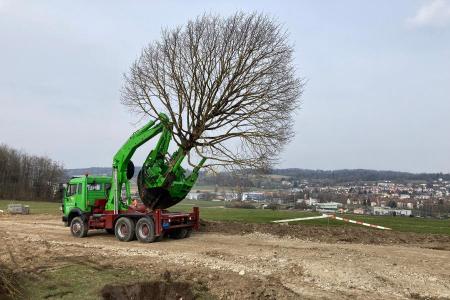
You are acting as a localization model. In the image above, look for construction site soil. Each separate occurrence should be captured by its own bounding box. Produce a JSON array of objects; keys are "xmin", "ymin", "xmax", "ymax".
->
[
  {"xmin": 1, "ymin": 214, "xmax": 449, "ymax": 299},
  {"xmin": 200, "ymin": 220, "xmax": 450, "ymax": 249}
]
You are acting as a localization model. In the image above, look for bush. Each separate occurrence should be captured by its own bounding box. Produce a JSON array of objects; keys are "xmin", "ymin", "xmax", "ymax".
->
[
  {"xmin": 294, "ymin": 202, "xmax": 308, "ymax": 210},
  {"xmin": 265, "ymin": 203, "xmax": 280, "ymax": 210},
  {"xmin": 225, "ymin": 201, "xmax": 256, "ymax": 209}
]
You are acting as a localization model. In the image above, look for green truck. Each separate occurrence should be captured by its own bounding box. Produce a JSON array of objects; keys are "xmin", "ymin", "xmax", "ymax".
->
[{"xmin": 62, "ymin": 114, "xmax": 203, "ymax": 243}]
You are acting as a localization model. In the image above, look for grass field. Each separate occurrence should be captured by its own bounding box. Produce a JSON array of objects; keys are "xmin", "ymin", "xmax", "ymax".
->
[
  {"xmin": 172, "ymin": 201, "xmax": 450, "ymax": 235},
  {"xmin": 1, "ymin": 199, "xmax": 449, "ymax": 235},
  {"xmin": 0, "ymin": 199, "xmax": 61, "ymax": 214}
]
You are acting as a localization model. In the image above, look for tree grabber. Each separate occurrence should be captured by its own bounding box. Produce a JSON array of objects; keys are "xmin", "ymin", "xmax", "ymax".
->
[{"xmin": 107, "ymin": 113, "xmax": 206, "ymax": 213}]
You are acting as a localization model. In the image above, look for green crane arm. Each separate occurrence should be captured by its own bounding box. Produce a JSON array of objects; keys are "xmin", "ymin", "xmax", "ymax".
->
[{"xmin": 106, "ymin": 113, "xmax": 206, "ymax": 212}]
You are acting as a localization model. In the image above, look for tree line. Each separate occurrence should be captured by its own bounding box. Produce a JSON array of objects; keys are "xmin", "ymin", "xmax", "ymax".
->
[
  {"xmin": 195, "ymin": 168, "xmax": 450, "ymax": 187},
  {"xmin": 0, "ymin": 144, "xmax": 64, "ymax": 201},
  {"xmin": 271, "ymin": 168, "xmax": 450, "ymax": 183}
]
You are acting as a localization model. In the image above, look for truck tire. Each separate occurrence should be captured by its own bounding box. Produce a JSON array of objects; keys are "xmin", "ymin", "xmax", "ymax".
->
[
  {"xmin": 155, "ymin": 233, "xmax": 164, "ymax": 242},
  {"xmin": 70, "ymin": 216, "xmax": 88, "ymax": 238},
  {"xmin": 126, "ymin": 160, "xmax": 135, "ymax": 180},
  {"xmin": 169, "ymin": 228, "xmax": 188, "ymax": 239},
  {"xmin": 135, "ymin": 217, "xmax": 157, "ymax": 243},
  {"xmin": 115, "ymin": 217, "xmax": 135, "ymax": 242},
  {"xmin": 185, "ymin": 228, "xmax": 193, "ymax": 238}
]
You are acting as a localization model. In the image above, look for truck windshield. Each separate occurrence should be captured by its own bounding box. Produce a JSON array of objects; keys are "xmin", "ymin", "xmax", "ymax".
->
[{"xmin": 66, "ymin": 184, "xmax": 77, "ymax": 196}]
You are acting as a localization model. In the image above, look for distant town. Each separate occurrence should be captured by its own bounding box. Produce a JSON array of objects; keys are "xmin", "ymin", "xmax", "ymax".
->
[
  {"xmin": 191, "ymin": 176, "xmax": 450, "ymax": 218},
  {"xmin": 66, "ymin": 168, "xmax": 450, "ymax": 218},
  {"xmin": 188, "ymin": 169, "xmax": 450, "ymax": 218}
]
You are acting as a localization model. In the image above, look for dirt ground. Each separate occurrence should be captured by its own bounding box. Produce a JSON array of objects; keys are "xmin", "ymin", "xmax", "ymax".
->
[
  {"xmin": 1, "ymin": 214, "xmax": 449, "ymax": 299},
  {"xmin": 201, "ymin": 220, "xmax": 450, "ymax": 249}
]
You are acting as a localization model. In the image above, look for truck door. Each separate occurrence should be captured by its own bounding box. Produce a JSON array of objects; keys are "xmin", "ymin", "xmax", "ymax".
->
[
  {"xmin": 64, "ymin": 184, "xmax": 78, "ymax": 214},
  {"xmin": 74, "ymin": 183, "xmax": 85, "ymax": 211}
]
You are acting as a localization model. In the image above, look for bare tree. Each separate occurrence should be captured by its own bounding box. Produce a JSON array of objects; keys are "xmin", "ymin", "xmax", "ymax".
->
[{"xmin": 122, "ymin": 12, "xmax": 303, "ymax": 170}]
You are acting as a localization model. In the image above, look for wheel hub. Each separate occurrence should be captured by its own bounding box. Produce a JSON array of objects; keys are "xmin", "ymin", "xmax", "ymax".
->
[
  {"xmin": 120, "ymin": 224, "xmax": 128, "ymax": 237},
  {"xmin": 73, "ymin": 222, "xmax": 81, "ymax": 233},
  {"xmin": 141, "ymin": 224, "xmax": 149, "ymax": 237}
]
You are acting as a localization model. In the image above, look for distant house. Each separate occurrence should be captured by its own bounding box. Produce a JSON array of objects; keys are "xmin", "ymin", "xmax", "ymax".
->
[
  {"xmin": 281, "ymin": 180, "xmax": 292, "ymax": 187},
  {"xmin": 187, "ymin": 192, "xmax": 208, "ymax": 200},
  {"xmin": 353, "ymin": 208, "xmax": 366, "ymax": 214},
  {"xmin": 306, "ymin": 198, "xmax": 318, "ymax": 206},
  {"xmin": 315, "ymin": 202, "xmax": 342, "ymax": 212},
  {"xmin": 242, "ymin": 192, "xmax": 265, "ymax": 202},
  {"xmin": 372, "ymin": 206, "xmax": 411, "ymax": 216},
  {"xmin": 224, "ymin": 192, "xmax": 239, "ymax": 201}
]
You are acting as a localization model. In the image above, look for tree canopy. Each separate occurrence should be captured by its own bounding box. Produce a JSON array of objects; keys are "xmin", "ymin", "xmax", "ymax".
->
[{"xmin": 122, "ymin": 12, "xmax": 303, "ymax": 170}]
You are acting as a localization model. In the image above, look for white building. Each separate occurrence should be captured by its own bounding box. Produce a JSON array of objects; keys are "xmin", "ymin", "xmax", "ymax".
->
[
  {"xmin": 187, "ymin": 192, "xmax": 208, "ymax": 200},
  {"xmin": 306, "ymin": 198, "xmax": 318, "ymax": 206},
  {"xmin": 242, "ymin": 192, "xmax": 265, "ymax": 202},
  {"xmin": 315, "ymin": 202, "xmax": 342, "ymax": 212},
  {"xmin": 224, "ymin": 192, "xmax": 239, "ymax": 201},
  {"xmin": 372, "ymin": 206, "xmax": 412, "ymax": 216}
]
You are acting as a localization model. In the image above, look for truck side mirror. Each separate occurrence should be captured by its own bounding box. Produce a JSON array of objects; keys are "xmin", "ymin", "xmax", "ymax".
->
[{"xmin": 59, "ymin": 183, "xmax": 67, "ymax": 196}]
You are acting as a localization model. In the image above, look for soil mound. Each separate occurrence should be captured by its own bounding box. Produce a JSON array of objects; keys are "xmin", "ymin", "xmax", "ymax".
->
[{"xmin": 200, "ymin": 220, "xmax": 450, "ymax": 247}]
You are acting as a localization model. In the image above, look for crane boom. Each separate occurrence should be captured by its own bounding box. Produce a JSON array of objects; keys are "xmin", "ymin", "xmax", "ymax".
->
[{"xmin": 106, "ymin": 113, "xmax": 205, "ymax": 213}]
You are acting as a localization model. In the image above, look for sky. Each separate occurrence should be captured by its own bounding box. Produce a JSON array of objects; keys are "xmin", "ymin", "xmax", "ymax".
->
[{"xmin": 0, "ymin": 0, "xmax": 449, "ymax": 172}]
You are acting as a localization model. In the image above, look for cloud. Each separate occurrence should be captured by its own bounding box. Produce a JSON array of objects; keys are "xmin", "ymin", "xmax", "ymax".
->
[{"xmin": 407, "ymin": 0, "xmax": 450, "ymax": 28}]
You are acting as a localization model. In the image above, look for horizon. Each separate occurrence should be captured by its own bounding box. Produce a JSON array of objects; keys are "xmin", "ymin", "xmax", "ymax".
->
[
  {"xmin": 64, "ymin": 165, "xmax": 450, "ymax": 176},
  {"xmin": 1, "ymin": 0, "xmax": 449, "ymax": 173}
]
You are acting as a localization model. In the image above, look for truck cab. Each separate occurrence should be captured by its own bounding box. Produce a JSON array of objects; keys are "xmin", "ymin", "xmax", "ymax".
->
[{"xmin": 62, "ymin": 175, "xmax": 127, "ymax": 225}]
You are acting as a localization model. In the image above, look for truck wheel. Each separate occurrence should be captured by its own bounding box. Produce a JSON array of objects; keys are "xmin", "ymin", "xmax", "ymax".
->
[
  {"xmin": 115, "ymin": 217, "xmax": 135, "ymax": 242},
  {"xmin": 170, "ymin": 228, "xmax": 188, "ymax": 239},
  {"xmin": 70, "ymin": 216, "xmax": 88, "ymax": 238},
  {"xmin": 135, "ymin": 217, "xmax": 157, "ymax": 243},
  {"xmin": 155, "ymin": 233, "xmax": 164, "ymax": 242},
  {"xmin": 185, "ymin": 228, "xmax": 193, "ymax": 238}
]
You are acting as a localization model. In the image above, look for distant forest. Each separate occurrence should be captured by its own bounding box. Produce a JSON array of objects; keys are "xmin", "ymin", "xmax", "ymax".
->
[
  {"xmin": 269, "ymin": 168, "xmax": 450, "ymax": 183},
  {"xmin": 197, "ymin": 169, "xmax": 450, "ymax": 187},
  {"xmin": 0, "ymin": 144, "xmax": 64, "ymax": 201},
  {"xmin": 65, "ymin": 167, "xmax": 450, "ymax": 186}
]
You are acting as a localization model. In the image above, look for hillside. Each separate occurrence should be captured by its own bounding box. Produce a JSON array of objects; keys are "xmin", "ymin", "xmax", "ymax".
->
[
  {"xmin": 64, "ymin": 167, "xmax": 450, "ymax": 184},
  {"xmin": 270, "ymin": 168, "xmax": 450, "ymax": 183}
]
